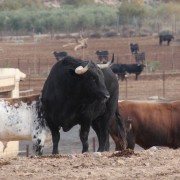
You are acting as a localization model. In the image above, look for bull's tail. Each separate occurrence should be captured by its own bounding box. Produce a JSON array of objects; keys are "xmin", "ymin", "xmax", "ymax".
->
[{"xmin": 115, "ymin": 109, "xmax": 127, "ymax": 150}]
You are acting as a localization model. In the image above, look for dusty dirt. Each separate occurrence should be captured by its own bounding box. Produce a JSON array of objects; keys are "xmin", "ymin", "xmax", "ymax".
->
[{"xmin": 0, "ymin": 148, "xmax": 180, "ymax": 180}]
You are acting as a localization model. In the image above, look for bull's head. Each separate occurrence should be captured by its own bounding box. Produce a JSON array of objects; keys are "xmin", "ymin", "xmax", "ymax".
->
[{"xmin": 73, "ymin": 56, "xmax": 115, "ymax": 104}]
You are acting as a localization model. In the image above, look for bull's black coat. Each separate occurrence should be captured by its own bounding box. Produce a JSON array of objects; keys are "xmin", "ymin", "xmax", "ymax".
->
[
  {"xmin": 159, "ymin": 34, "xmax": 174, "ymax": 46},
  {"xmin": 96, "ymin": 50, "xmax": 109, "ymax": 63},
  {"xmin": 130, "ymin": 43, "xmax": 139, "ymax": 54},
  {"xmin": 110, "ymin": 64, "xmax": 126, "ymax": 81},
  {"xmin": 124, "ymin": 64, "xmax": 146, "ymax": 80},
  {"xmin": 53, "ymin": 51, "xmax": 68, "ymax": 61},
  {"xmin": 111, "ymin": 63, "xmax": 145, "ymax": 81},
  {"xmin": 41, "ymin": 56, "xmax": 126, "ymax": 154}
]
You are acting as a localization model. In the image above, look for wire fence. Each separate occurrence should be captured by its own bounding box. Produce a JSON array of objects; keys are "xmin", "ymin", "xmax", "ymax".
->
[
  {"xmin": 1, "ymin": 50, "xmax": 180, "ymax": 75},
  {"xmin": 18, "ymin": 71, "xmax": 180, "ymax": 101},
  {"xmin": 119, "ymin": 72, "xmax": 180, "ymax": 100}
]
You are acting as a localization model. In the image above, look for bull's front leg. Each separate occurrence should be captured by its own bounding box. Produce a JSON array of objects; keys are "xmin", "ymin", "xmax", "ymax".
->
[
  {"xmin": 92, "ymin": 118, "xmax": 109, "ymax": 152},
  {"xmin": 79, "ymin": 122, "xmax": 91, "ymax": 153},
  {"xmin": 50, "ymin": 127, "xmax": 60, "ymax": 154}
]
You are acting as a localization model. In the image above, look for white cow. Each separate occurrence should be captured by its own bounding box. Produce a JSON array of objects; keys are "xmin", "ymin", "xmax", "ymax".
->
[{"xmin": 0, "ymin": 94, "xmax": 48, "ymax": 155}]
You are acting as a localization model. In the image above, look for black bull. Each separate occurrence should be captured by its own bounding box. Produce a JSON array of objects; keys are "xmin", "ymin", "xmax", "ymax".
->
[
  {"xmin": 159, "ymin": 34, "xmax": 174, "ymax": 46},
  {"xmin": 41, "ymin": 56, "xmax": 126, "ymax": 154}
]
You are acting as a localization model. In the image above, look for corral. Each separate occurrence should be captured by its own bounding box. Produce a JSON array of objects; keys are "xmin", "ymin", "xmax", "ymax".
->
[
  {"xmin": 0, "ymin": 36, "xmax": 180, "ymax": 179},
  {"xmin": 0, "ymin": 36, "xmax": 179, "ymax": 100}
]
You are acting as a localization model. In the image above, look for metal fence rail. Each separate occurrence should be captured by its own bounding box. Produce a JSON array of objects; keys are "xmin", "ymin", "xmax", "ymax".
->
[
  {"xmin": 19, "ymin": 71, "xmax": 180, "ymax": 101},
  {"xmin": 0, "ymin": 51, "xmax": 180, "ymax": 75}
]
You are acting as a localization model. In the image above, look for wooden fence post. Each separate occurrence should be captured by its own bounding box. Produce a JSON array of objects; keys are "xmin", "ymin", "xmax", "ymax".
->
[
  {"xmin": 26, "ymin": 145, "xmax": 29, "ymax": 157},
  {"xmin": 125, "ymin": 79, "xmax": 128, "ymax": 100},
  {"xmin": 28, "ymin": 74, "xmax": 31, "ymax": 90},
  {"xmin": 163, "ymin": 71, "xmax": 165, "ymax": 98},
  {"xmin": 17, "ymin": 59, "xmax": 20, "ymax": 69},
  {"xmin": 171, "ymin": 48, "xmax": 174, "ymax": 71},
  {"xmin": 38, "ymin": 58, "xmax": 40, "ymax": 75}
]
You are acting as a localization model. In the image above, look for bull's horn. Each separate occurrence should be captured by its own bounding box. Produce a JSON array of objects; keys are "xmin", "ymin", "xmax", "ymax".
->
[
  {"xmin": 75, "ymin": 63, "xmax": 89, "ymax": 74},
  {"xmin": 97, "ymin": 61, "xmax": 111, "ymax": 69},
  {"xmin": 111, "ymin": 53, "xmax": 114, "ymax": 63},
  {"xmin": 97, "ymin": 53, "xmax": 114, "ymax": 69}
]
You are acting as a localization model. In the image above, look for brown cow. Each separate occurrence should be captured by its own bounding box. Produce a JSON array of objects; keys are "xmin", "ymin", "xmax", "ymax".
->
[{"xmin": 110, "ymin": 100, "xmax": 180, "ymax": 150}]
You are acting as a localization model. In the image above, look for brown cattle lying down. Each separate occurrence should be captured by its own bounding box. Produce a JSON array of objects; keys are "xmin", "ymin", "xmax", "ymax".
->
[{"xmin": 110, "ymin": 100, "xmax": 180, "ymax": 150}]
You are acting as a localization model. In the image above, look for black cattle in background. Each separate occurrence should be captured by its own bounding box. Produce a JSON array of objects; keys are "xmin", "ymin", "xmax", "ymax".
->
[
  {"xmin": 110, "ymin": 64, "xmax": 126, "ymax": 81},
  {"xmin": 159, "ymin": 32, "xmax": 174, "ymax": 46},
  {"xmin": 134, "ymin": 52, "xmax": 145, "ymax": 64},
  {"xmin": 41, "ymin": 55, "xmax": 126, "ymax": 154},
  {"xmin": 53, "ymin": 51, "xmax": 68, "ymax": 61},
  {"xmin": 96, "ymin": 50, "xmax": 109, "ymax": 63},
  {"xmin": 130, "ymin": 43, "xmax": 139, "ymax": 54},
  {"xmin": 124, "ymin": 63, "xmax": 146, "ymax": 80},
  {"xmin": 111, "ymin": 63, "xmax": 146, "ymax": 81}
]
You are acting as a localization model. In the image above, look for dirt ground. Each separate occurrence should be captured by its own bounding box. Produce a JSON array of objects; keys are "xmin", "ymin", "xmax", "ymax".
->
[{"xmin": 0, "ymin": 148, "xmax": 180, "ymax": 180}]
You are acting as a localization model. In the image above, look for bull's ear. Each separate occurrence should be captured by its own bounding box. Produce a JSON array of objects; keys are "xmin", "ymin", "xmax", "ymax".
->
[
  {"xmin": 69, "ymin": 69, "xmax": 76, "ymax": 76},
  {"xmin": 69, "ymin": 69, "xmax": 81, "ymax": 78}
]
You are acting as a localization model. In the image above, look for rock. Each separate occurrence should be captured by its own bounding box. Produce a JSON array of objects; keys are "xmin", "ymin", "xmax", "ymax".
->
[
  {"xmin": 149, "ymin": 146, "xmax": 157, "ymax": 151},
  {"xmin": 117, "ymin": 159, "xmax": 125, "ymax": 165},
  {"xmin": 69, "ymin": 155, "xmax": 76, "ymax": 159},
  {"xmin": 144, "ymin": 162, "xmax": 150, "ymax": 167},
  {"xmin": 93, "ymin": 152, "xmax": 102, "ymax": 158}
]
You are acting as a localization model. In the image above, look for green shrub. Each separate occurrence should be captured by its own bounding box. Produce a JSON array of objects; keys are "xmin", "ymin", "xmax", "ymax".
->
[
  {"xmin": 0, "ymin": 4, "xmax": 117, "ymax": 34},
  {"xmin": 117, "ymin": 2, "xmax": 145, "ymax": 26},
  {"xmin": 0, "ymin": 1, "xmax": 179, "ymax": 35},
  {"xmin": 146, "ymin": 60, "xmax": 160, "ymax": 73}
]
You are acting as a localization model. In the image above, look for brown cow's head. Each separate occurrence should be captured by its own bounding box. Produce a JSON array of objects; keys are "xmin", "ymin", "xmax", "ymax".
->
[{"xmin": 109, "ymin": 115, "xmax": 132, "ymax": 151}]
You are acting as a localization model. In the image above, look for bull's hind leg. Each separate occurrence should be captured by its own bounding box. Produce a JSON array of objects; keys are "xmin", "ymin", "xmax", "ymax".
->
[
  {"xmin": 51, "ymin": 128, "xmax": 60, "ymax": 154},
  {"xmin": 47, "ymin": 121, "xmax": 60, "ymax": 154},
  {"xmin": 99, "ymin": 120, "xmax": 110, "ymax": 152},
  {"xmin": 92, "ymin": 119, "xmax": 109, "ymax": 152},
  {"xmin": 96, "ymin": 118, "xmax": 110, "ymax": 152},
  {"xmin": 79, "ymin": 122, "xmax": 91, "ymax": 153}
]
